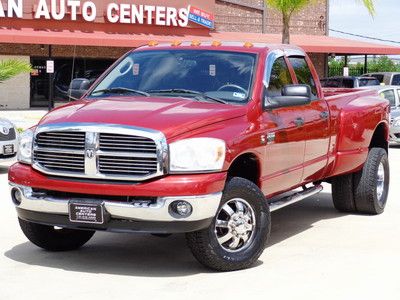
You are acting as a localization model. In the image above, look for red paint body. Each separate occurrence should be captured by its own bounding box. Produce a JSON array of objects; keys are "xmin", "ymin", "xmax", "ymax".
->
[{"xmin": 9, "ymin": 44, "xmax": 390, "ymax": 199}]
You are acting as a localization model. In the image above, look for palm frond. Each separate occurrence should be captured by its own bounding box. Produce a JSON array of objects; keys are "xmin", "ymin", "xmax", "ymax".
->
[
  {"xmin": 360, "ymin": 0, "xmax": 375, "ymax": 16},
  {"xmin": 0, "ymin": 60, "xmax": 32, "ymax": 82}
]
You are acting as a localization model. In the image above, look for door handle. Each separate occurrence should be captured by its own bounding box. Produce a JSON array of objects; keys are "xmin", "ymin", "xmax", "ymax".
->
[
  {"xmin": 293, "ymin": 117, "xmax": 305, "ymax": 127},
  {"xmin": 320, "ymin": 111, "xmax": 329, "ymax": 120}
]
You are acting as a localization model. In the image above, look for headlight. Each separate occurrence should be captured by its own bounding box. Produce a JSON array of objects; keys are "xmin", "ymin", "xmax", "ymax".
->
[
  {"xmin": 393, "ymin": 118, "xmax": 400, "ymax": 127},
  {"xmin": 169, "ymin": 138, "xmax": 226, "ymax": 172},
  {"xmin": 17, "ymin": 128, "xmax": 34, "ymax": 164}
]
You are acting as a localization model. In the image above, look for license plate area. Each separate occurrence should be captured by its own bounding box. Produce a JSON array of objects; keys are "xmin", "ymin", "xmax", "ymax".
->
[
  {"xmin": 3, "ymin": 144, "xmax": 14, "ymax": 155},
  {"xmin": 69, "ymin": 202, "xmax": 104, "ymax": 224}
]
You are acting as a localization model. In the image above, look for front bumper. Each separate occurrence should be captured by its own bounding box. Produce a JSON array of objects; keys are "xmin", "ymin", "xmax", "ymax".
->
[{"xmin": 10, "ymin": 183, "xmax": 222, "ymax": 233}]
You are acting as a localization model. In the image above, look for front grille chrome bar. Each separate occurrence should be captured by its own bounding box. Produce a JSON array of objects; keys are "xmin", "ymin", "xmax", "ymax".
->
[{"xmin": 32, "ymin": 123, "xmax": 168, "ymax": 181}]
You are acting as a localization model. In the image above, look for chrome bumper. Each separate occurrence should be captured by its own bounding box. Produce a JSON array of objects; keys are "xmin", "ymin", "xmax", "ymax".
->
[{"xmin": 9, "ymin": 183, "xmax": 222, "ymax": 222}]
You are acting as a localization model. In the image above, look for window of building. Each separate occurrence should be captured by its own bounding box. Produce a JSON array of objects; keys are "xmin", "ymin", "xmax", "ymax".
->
[{"xmin": 30, "ymin": 58, "xmax": 114, "ymax": 107}]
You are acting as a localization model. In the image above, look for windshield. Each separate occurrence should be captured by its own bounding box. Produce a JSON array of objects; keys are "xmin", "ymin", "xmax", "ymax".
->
[{"xmin": 89, "ymin": 50, "xmax": 257, "ymax": 104}]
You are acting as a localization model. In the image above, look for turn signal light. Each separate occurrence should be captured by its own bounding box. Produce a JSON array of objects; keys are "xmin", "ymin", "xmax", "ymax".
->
[
  {"xmin": 171, "ymin": 40, "xmax": 182, "ymax": 46},
  {"xmin": 243, "ymin": 42, "xmax": 254, "ymax": 48},
  {"xmin": 191, "ymin": 40, "xmax": 201, "ymax": 46},
  {"xmin": 211, "ymin": 41, "xmax": 222, "ymax": 47},
  {"xmin": 148, "ymin": 41, "xmax": 159, "ymax": 47}
]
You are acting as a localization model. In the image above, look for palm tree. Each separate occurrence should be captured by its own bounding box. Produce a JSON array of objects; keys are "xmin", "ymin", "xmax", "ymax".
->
[
  {"xmin": 0, "ymin": 59, "xmax": 32, "ymax": 82},
  {"xmin": 266, "ymin": 0, "xmax": 375, "ymax": 44}
]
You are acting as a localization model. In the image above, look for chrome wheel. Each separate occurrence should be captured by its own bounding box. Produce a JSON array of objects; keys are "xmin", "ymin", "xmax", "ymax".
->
[
  {"xmin": 214, "ymin": 198, "xmax": 256, "ymax": 252},
  {"xmin": 376, "ymin": 161, "xmax": 385, "ymax": 205}
]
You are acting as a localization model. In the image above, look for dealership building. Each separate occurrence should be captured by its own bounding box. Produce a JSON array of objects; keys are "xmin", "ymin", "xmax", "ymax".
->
[{"xmin": 1, "ymin": 0, "xmax": 400, "ymax": 109}]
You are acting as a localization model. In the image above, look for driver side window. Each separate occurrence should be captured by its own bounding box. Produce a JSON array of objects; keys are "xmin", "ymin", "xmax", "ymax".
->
[{"xmin": 267, "ymin": 57, "xmax": 293, "ymax": 98}]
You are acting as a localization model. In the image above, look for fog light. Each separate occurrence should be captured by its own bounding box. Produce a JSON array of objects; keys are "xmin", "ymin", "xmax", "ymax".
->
[
  {"xmin": 169, "ymin": 201, "xmax": 193, "ymax": 218},
  {"xmin": 11, "ymin": 188, "xmax": 23, "ymax": 206}
]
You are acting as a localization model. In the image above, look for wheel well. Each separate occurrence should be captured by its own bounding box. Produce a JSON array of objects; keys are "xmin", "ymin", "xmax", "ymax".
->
[
  {"xmin": 370, "ymin": 123, "xmax": 388, "ymax": 152},
  {"xmin": 227, "ymin": 153, "xmax": 260, "ymax": 187}
]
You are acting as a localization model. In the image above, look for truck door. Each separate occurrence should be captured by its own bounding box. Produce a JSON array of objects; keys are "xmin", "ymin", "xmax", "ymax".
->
[
  {"xmin": 260, "ymin": 53, "xmax": 306, "ymax": 195},
  {"xmin": 288, "ymin": 56, "xmax": 330, "ymax": 182}
]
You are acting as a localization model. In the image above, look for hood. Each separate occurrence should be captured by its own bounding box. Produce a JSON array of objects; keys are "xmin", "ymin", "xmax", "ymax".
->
[
  {"xmin": 0, "ymin": 118, "xmax": 14, "ymax": 128},
  {"xmin": 39, "ymin": 97, "xmax": 247, "ymax": 139}
]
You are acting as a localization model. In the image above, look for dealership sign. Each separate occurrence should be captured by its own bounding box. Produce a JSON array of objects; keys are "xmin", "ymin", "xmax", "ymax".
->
[
  {"xmin": 188, "ymin": 6, "xmax": 214, "ymax": 29},
  {"xmin": 0, "ymin": 0, "xmax": 214, "ymax": 28}
]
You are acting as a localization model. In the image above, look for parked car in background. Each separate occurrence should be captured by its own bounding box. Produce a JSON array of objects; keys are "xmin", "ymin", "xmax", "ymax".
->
[
  {"xmin": 390, "ymin": 112, "xmax": 400, "ymax": 144},
  {"xmin": 320, "ymin": 76, "xmax": 380, "ymax": 88},
  {"xmin": 0, "ymin": 118, "xmax": 18, "ymax": 162},
  {"xmin": 360, "ymin": 85, "xmax": 400, "ymax": 143},
  {"xmin": 360, "ymin": 85, "xmax": 400, "ymax": 109},
  {"xmin": 362, "ymin": 72, "xmax": 400, "ymax": 86}
]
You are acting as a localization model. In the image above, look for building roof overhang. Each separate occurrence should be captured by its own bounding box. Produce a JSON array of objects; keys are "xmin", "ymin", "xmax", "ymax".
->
[{"xmin": 1, "ymin": 27, "xmax": 399, "ymax": 55}]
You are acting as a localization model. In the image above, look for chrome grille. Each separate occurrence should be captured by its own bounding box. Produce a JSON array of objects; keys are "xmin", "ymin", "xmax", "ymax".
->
[
  {"xmin": 99, "ymin": 133, "xmax": 157, "ymax": 153},
  {"xmin": 34, "ymin": 150, "xmax": 85, "ymax": 172},
  {"xmin": 99, "ymin": 156, "xmax": 158, "ymax": 176},
  {"xmin": 32, "ymin": 124, "xmax": 166, "ymax": 181},
  {"xmin": 36, "ymin": 131, "xmax": 85, "ymax": 150}
]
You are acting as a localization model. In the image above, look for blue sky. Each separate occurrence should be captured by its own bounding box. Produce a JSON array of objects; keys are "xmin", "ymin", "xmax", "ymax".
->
[{"xmin": 329, "ymin": 0, "xmax": 400, "ymax": 46}]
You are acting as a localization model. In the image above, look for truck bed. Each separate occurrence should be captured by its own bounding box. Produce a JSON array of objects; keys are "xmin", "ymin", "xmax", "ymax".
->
[{"xmin": 323, "ymin": 87, "xmax": 379, "ymax": 99}]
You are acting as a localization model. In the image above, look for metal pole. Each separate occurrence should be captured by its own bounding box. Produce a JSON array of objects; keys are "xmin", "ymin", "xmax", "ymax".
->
[
  {"xmin": 262, "ymin": 2, "xmax": 267, "ymax": 33},
  {"xmin": 48, "ymin": 45, "xmax": 54, "ymax": 111},
  {"xmin": 364, "ymin": 55, "xmax": 368, "ymax": 74}
]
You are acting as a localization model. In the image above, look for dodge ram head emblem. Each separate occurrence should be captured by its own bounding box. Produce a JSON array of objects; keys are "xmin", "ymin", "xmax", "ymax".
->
[
  {"xmin": 85, "ymin": 149, "xmax": 95, "ymax": 159},
  {"xmin": 2, "ymin": 127, "xmax": 9, "ymax": 135}
]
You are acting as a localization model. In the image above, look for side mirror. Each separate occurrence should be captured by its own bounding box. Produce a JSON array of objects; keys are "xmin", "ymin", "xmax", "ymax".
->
[
  {"xmin": 67, "ymin": 78, "xmax": 91, "ymax": 100},
  {"xmin": 264, "ymin": 84, "xmax": 312, "ymax": 109}
]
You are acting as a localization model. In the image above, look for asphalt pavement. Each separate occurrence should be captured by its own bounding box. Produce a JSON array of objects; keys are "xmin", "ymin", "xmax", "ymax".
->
[{"xmin": 1, "ymin": 147, "xmax": 399, "ymax": 300}]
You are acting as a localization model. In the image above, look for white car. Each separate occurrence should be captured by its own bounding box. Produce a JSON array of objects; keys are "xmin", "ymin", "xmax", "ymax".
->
[
  {"xmin": 360, "ymin": 85, "xmax": 400, "ymax": 143},
  {"xmin": 0, "ymin": 118, "xmax": 18, "ymax": 161}
]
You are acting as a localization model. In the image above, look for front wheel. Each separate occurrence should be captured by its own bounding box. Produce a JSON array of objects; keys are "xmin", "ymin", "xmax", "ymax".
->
[
  {"xmin": 18, "ymin": 218, "xmax": 95, "ymax": 251},
  {"xmin": 186, "ymin": 177, "xmax": 270, "ymax": 271}
]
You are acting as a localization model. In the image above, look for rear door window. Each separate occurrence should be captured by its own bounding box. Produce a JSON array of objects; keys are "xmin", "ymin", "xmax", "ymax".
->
[
  {"xmin": 288, "ymin": 56, "xmax": 318, "ymax": 99},
  {"xmin": 392, "ymin": 75, "xmax": 400, "ymax": 85},
  {"xmin": 359, "ymin": 78, "xmax": 380, "ymax": 87},
  {"xmin": 325, "ymin": 78, "xmax": 341, "ymax": 88},
  {"xmin": 342, "ymin": 78, "xmax": 354, "ymax": 88},
  {"xmin": 381, "ymin": 89, "xmax": 396, "ymax": 107},
  {"xmin": 371, "ymin": 74, "xmax": 384, "ymax": 82}
]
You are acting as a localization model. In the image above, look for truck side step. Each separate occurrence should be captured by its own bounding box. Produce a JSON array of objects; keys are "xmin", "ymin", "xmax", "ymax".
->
[{"xmin": 269, "ymin": 184, "xmax": 323, "ymax": 212}]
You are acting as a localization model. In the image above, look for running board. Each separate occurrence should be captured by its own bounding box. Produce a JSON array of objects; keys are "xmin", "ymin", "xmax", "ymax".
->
[{"xmin": 269, "ymin": 185, "xmax": 323, "ymax": 212}]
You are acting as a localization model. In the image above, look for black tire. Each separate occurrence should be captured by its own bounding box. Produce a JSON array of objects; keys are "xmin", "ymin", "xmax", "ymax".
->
[
  {"xmin": 18, "ymin": 218, "xmax": 95, "ymax": 251},
  {"xmin": 332, "ymin": 173, "xmax": 357, "ymax": 213},
  {"xmin": 353, "ymin": 148, "xmax": 389, "ymax": 214},
  {"xmin": 331, "ymin": 147, "xmax": 389, "ymax": 215},
  {"xmin": 186, "ymin": 177, "xmax": 270, "ymax": 271}
]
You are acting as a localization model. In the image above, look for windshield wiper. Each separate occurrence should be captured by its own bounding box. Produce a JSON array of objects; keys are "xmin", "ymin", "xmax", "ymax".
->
[
  {"xmin": 146, "ymin": 89, "xmax": 227, "ymax": 104},
  {"xmin": 91, "ymin": 87, "xmax": 150, "ymax": 97}
]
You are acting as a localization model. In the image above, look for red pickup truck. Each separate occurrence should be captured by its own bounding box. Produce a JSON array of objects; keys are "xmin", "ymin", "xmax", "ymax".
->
[{"xmin": 9, "ymin": 42, "xmax": 390, "ymax": 271}]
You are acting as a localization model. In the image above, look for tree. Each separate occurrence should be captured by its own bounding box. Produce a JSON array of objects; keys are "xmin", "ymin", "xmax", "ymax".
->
[
  {"xmin": 266, "ymin": 0, "xmax": 376, "ymax": 44},
  {"xmin": 0, "ymin": 60, "xmax": 32, "ymax": 82},
  {"xmin": 368, "ymin": 56, "xmax": 398, "ymax": 72}
]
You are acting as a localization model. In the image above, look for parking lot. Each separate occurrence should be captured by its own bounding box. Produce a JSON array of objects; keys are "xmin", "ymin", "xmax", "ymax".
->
[{"xmin": 1, "ymin": 147, "xmax": 399, "ymax": 300}]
